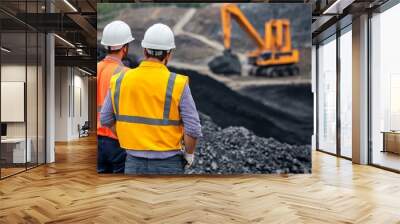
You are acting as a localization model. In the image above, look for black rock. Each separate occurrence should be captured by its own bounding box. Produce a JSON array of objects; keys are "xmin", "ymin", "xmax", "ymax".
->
[
  {"xmin": 186, "ymin": 113, "xmax": 311, "ymax": 174},
  {"xmin": 208, "ymin": 50, "xmax": 242, "ymax": 75}
]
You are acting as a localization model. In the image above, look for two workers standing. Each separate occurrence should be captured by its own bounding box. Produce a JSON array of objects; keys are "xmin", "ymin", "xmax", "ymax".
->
[{"xmin": 97, "ymin": 20, "xmax": 202, "ymax": 175}]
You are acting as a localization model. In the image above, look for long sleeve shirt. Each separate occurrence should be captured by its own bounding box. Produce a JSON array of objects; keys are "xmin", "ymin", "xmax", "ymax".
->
[{"xmin": 100, "ymin": 84, "xmax": 202, "ymax": 159}]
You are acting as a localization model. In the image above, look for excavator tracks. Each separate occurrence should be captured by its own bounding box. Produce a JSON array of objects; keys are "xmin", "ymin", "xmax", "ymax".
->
[{"xmin": 250, "ymin": 64, "xmax": 300, "ymax": 77}]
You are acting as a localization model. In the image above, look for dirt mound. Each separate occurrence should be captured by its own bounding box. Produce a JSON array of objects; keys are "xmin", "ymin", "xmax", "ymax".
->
[{"xmin": 186, "ymin": 113, "xmax": 311, "ymax": 174}]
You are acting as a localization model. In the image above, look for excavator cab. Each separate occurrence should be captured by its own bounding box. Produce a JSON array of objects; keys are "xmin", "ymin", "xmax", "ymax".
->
[
  {"xmin": 252, "ymin": 19, "xmax": 300, "ymax": 76},
  {"xmin": 208, "ymin": 4, "xmax": 300, "ymax": 77},
  {"xmin": 258, "ymin": 52, "xmax": 273, "ymax": 60}
]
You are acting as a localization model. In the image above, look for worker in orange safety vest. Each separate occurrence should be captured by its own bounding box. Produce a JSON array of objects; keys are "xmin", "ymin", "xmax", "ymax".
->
[{"xmin": 97, "ymin": 20, "xmax": 134, "ymax": 173}]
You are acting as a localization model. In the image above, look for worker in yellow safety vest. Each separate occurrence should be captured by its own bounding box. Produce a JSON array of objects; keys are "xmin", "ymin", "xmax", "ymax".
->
[
  {"xmin": 97, "ymin": 20, "xmax": 134, "ymax": 173},
  {"xmin": 100, "ymin": 23, "xmax": 202, "ymax": 174}
]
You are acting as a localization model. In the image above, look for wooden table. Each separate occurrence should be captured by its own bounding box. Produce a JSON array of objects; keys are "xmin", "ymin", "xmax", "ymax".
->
[
  {"xmin": 382, "ymin": 131, "xmax": 400, "ymax": 154},
  {"xmin": 1, "ymin": 138, "xmax": 32, "ymax": 165}
]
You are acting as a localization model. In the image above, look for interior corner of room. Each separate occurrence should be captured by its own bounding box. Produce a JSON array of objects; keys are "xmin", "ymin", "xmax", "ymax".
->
[
  {"xmin": 0, "ymin": 0, "xmax": 97, "ymax": 179},
  {"xmin": 312, "ymin": 0, "xmax": 400, "ymax": 172}
]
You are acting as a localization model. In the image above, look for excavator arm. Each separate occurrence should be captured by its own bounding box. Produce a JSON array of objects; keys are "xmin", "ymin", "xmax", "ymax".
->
[{"xmin": 220, "ymin": 4, "xmax": 265, "ymax": 51}]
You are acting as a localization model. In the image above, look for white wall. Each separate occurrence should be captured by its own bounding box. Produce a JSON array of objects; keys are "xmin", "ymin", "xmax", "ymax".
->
[
  {"xmin": 1, "ymin": 63, "xmax": 46, "ymax": 164},
  {"xmin": 1, "ymin": 65, "xmax": 25, "ymax": 135},
  {"xmin": 55, "ymin": 66, "xmax": 69, "ymax": 141},
  {"xmin": 1, "ymin": 65, "xmax": 34, "ymax": 138},
  {"xmin": 70, "ymin": 72, "xmax": 89, "ymax": 139},
  {"xmin": 54, "ymin": 67, "xmax": 89, "ymax": 141},
  {"xmin": 1, "ymin": 65, "xmax": 26, "ymax": 143}
]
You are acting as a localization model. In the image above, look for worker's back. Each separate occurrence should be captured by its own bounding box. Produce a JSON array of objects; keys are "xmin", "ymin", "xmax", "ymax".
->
[
  {"xmin": 97, "ymin": 56, "xmax": 127, "ymax": 139},
  {"xmin": 110, "ymin": 61, "xmax": 188, "ymax": 151}
]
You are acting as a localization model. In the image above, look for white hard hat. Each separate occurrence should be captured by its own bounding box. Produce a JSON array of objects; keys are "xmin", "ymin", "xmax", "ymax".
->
[
  {"xmin": 101, "ymin": 20, "xmax": 134, "ymax": 50},
  {"xmin": 141, "ymin": 23, "xmax": 175, "ymax": 51}
]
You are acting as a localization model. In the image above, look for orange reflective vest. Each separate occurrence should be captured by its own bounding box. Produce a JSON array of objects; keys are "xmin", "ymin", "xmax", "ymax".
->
[
  {"xmin": 110, "ymin": 61, "xmax": 188, "ymax": 151},
  {"xmin": 97, "ymin": 56, "xmax": 128, "ymax": 139}
]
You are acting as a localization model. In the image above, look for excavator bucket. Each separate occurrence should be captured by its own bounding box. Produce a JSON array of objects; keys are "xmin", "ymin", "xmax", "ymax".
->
[{"xmin": 208, "ymin": 50, "xmax": 242, "ymax": 75}]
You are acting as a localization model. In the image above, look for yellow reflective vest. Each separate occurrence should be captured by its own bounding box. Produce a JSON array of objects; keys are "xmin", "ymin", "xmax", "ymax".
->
[{"xmin": 110, "ymin": 61, "xmax": 188, "ymax": 151}]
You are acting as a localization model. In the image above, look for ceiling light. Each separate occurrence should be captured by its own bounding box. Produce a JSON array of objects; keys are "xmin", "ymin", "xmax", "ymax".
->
[
  {"xmin": 78, "ymin": 67, "xmax": 93, "ymax": 76},
  {"xmin": 76, "ymin": 48, "xmax": 85, "ymax": 55},
  {"xmin": 323, "ymin": 0, "xmax": 354, "ymax": 15},
  {"xmin": 63, "ymin": 0, "xmax": 78, "ymax": 12},
  {"xmin": 1, "ymin": 47, "xmax": 11, "ymax": 53},
  {"xmin": 54, "ymin": 34, "xmax": 75, "ymax": 48},
  {"xmin": 323, "ymin": 0, "xmax": 341, "ymax": 14}
]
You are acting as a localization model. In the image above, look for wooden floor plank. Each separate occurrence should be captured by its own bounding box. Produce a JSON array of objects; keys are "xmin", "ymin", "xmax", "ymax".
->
[{"xmin": 0, "ymin": 135, "xmax": 399, "ymax": 223}]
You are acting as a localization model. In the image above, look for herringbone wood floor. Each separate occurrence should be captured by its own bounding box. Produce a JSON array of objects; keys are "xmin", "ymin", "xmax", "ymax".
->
[{"xmin": 0, "ymin": 136, "xmax": 399, "ymax": 224}]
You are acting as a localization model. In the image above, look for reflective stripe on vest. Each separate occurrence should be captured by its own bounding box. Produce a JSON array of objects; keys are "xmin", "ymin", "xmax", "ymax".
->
[
  {"xmin": 113, "ymin": 72, "xmax": 181, "ymax": 126},
  {"xmin": 115, "ymin": 115, "xmax": 181, "ymax": 126}
]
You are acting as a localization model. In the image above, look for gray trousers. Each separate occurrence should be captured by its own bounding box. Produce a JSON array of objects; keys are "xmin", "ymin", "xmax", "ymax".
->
[{"xmin": 124, "ymin": 154, "xmax": 185, "ymax": 175}]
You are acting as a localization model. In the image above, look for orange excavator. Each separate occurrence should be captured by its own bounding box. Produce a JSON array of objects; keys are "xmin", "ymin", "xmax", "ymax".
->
[{"xmin": 209, "ymin": 3, "xmax": 300, "ymax": 77}]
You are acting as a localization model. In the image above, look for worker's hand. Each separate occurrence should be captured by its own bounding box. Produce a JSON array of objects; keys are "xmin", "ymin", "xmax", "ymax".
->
[{"xmin": 183, "ymin": 152, "xmax": 195, "ymax": 169}]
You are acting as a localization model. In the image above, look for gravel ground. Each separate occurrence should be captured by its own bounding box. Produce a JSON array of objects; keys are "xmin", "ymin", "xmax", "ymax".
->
[{"xmin": 186, "ymin": 113, "xmax": 311, "ymax": 174}]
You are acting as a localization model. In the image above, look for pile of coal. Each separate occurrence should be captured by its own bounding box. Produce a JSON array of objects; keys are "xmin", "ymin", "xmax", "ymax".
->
[
  {"xmin": 208, "ymin": 50, "xmax": 242, "ymax": 75},
  {"xmin": 185, "ymin": 113, "xmax": 311, "ymax": 174},
  {"xmin": 170, "ymin": 66, "xmax": 312, "ymax": 145}
]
